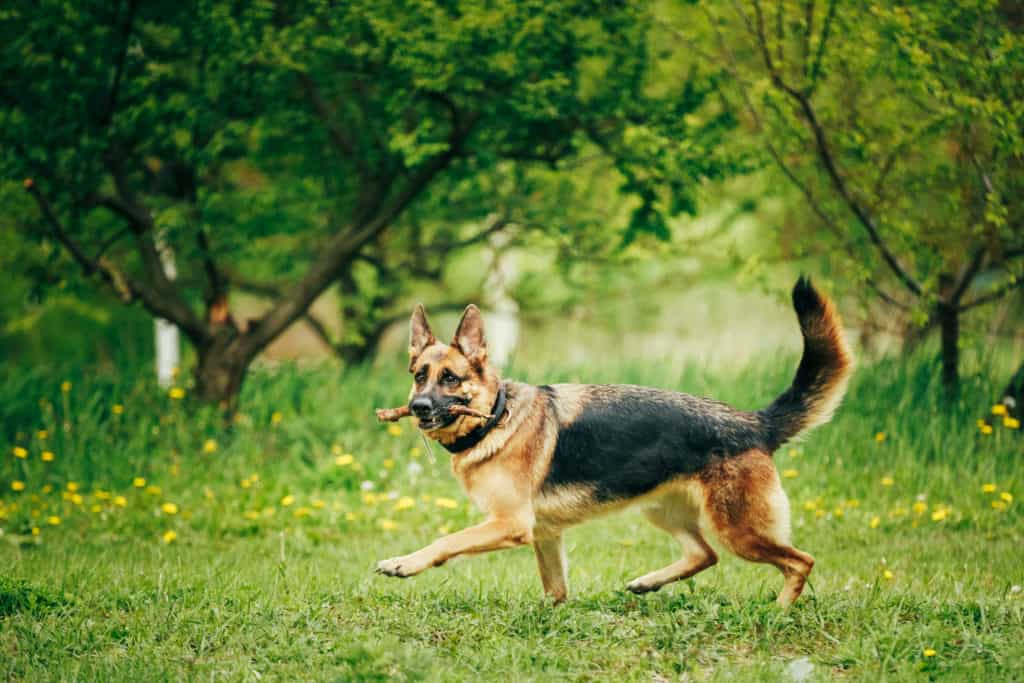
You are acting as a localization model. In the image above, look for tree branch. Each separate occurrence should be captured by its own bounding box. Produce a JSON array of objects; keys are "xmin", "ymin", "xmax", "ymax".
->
[
  {"xmin": 960, "ymin": 277, "xmax": 1023, "ymax": 311},
  {"xmin": 100, "ymin": 0, "xmax": 138, "ymax": 127},
  {"xmin": 240, "ymin": 112, "xmax": 480, "ymax": 356}
]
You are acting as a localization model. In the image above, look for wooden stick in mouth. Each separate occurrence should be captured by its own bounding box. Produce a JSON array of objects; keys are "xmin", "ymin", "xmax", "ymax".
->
[{"xmin": 374, "ymin": 404, "xmax": 493, "ymax": 423}]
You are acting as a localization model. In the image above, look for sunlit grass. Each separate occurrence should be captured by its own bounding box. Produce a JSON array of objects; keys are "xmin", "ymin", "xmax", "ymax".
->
[{"xmin": 1, "ymin": 352, "xmax": 1022, "ymax": 680}]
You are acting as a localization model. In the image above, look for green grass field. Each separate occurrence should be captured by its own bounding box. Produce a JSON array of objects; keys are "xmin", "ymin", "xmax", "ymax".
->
[{"xmin": 1, "ymin": 353, "xmax": 1022, "ymax": 681}]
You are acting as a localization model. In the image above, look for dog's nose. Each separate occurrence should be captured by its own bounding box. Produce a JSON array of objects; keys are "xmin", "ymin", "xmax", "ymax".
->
[{"xmin": 409, "ymin": 396, "xmax": 433, "ymax": 418}]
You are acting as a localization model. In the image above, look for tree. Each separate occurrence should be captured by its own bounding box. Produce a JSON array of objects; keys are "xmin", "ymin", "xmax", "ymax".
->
[
  {"xmin": 668, "ymin": 0, "xmax": 1024, "ymax": 390},
  {"xmin": 2, "ymin": 0, "xmax": 729, "ymax": 410}
]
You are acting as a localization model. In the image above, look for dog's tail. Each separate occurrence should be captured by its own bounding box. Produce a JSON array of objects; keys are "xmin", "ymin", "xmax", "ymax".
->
[{"xmin": 759, "ymin": 277, "xmax": 854, "ymax": 450}]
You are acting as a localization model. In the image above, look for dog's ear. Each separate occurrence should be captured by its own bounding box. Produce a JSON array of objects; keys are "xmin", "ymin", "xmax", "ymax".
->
[
  {"xmin": 452, "ymin": 304, "xmax": 487, "ymax": 366},
  {"xmin": 409, "ymin": 304, "xmax": 436, "ymax": 363}
]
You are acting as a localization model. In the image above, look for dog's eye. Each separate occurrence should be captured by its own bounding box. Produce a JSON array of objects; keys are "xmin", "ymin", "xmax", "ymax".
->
[
  {"xmin": 441, "ymin": 370, "xmax": 460, "ymax": 387},
  {"xmin": 414, "ymin": 370, "xmax": 427, "ymax": 384}
]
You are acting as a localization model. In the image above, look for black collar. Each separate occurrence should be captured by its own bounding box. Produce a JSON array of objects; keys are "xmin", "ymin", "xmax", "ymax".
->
[{"xmin": 441, "ymin": 385, "xmax": 507, "ymax": 454}]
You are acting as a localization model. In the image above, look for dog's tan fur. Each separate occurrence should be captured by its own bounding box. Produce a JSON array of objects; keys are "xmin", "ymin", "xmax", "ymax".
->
[{"xmin": 377, "ymin": 290, "xmax": 851, "ymax": 607}]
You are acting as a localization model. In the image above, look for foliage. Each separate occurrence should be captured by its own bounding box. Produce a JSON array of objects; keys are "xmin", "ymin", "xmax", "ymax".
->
[
  {"xmin": 661, "ymin": 0, "xmax": 1024, "ymax": 384},
  {"xmin": 0, "ymin": 0, "xmax": 736, "ymax": 404}
]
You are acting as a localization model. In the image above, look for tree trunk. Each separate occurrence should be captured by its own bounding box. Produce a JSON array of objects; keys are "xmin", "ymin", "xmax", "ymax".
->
[
  {"xmin": 936, "ymin": 300, "xmax": 959, "ymax": 394},
  {"xmin": 194, "ymin": 332, "xmax": 253, "ymax": 415},
  {"xmin": 999, "ymin": 361, "xmax": 1024, "ymax": 419}
]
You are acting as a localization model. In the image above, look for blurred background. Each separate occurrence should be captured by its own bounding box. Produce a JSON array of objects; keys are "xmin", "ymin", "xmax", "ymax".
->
[{"xmin": 1, "ymin": 0, "xmax": 1021, "ymax": 409}]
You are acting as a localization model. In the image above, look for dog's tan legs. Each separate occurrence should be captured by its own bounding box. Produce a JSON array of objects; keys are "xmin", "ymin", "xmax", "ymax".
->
[
  {"xmin": 703, "ymin": 452, "xmax": 814, "ymax": 607},
  {"xmin": 626, "ymin": 499, "xmax": 717, "ymax": 594},
  {"xmin": 533, "ymin": 534, "xmax": 568, "ymax": 603},
  {"xmin": 376, "ymin": 517, "xmax": 533, "ymax": 578}
]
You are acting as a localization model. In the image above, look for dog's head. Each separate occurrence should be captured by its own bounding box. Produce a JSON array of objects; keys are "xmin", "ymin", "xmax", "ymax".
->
[{"xmin": 406, "ymin": 304, "xmax": 501, "ymax": 442}]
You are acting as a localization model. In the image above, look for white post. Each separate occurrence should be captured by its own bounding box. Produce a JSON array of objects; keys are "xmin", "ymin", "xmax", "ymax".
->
[
  {"xmin": 154, "ymin": 233, "xmax": 180, "ymax": 388},
  {"xmin": 484, "ymin": 225, "xmax": 519, "ymax": 370}
]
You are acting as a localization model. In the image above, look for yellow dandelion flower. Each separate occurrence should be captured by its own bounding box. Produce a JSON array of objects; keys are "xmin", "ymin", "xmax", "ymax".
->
[
  {"xmin": 803, "ymin": 500, "xmax": 817, "ymax": 511},
  {"xmin": 161, "ymin": 502, "xmax": 179, "ymax": 515},
  {"xmin": 47, "ymin": 515, "xmax": 61, "ymax": 525},
  {"xmin": 438, "ymin": 525, "xmax": 451, "ymax": 534},
  {"xmin": 1005, "ymin": 416, "xmax": 1020, "ymax": 429},
  {"xmin": 162, "ymin": 530, "xmax": 177, "ymax": 544},
  {"xmin": 434, "ymin": 497, "xmax": 459, "ymax": 509},
  {"xmin": 992, "ymin": 500, "xmax": 1007, "ymax": 511},
  {"xmin": 378, "ymin": 519, "xmax": 398, "ymax": 530},
  {"xmin": 293, "ymin": 507, "xmax": 312, "ymax": 518},
  {"xmin": 982, "ymin": 483, "xmax": 997, "ymax": 493},
  {"xmin": 383, "ymin": 459, "xmax": 395, "ymax": 469},
  {"xmin": 146, "ymin": 485, "xmax": 162, "ymax": 496},
  {"xmin": 31, "ymin": 527, "xmax": 39, "ymax": 536},
  {"xmin": 70, "ymin": 493, "xmax": 83, "ymax": 505},
  {"xmin": 37, "ymin": 430, "xmax": 47, "ymax": 440},
  {"xmin": 66, "ymin": 482, "xmax": 79, "ymax": 492},
  {"xmin": 420, "ymin": 494, "xmax": 432, "ymax": 503},
  {"xmin": 980, "ymin": 424, "xmax": 993, "ymax": 435},
  {"xmin": 913, "ymin": 501, "xmax": 927, "ymax": 514},
  {"xmin": 361, "ymin": 492, "xmax": 378, "ymax": 505},
  {"xmin": 168, "ymin": 387, "xmax": 185, "ymax": 400},
  {"xmin": 133, "ymin": 477, "xmax": 146, "ymax": 488},
  {"xmin": 834, "ymin": 507, "xmax": 844, "ymax": 517},
  {"xmin": 409, "ymin": 447, "xmax": 421, "ymax": 458},
  {"xmin": 41, "ymin": 484, "xmax": 53, "ymax": 494},
  {"xmin": 782, "ymin": 469, "xmax": 798, "ymax": 479},
  {"xmin": 881, "ymin": 476, "xmax": 894, "ymax": 487},
  {"xmin": 271, "ymin": 411, "xmax": 283, "ymax": 425},
  {"xmin": 869, "ymin": 516, "xmax": 881, "ymax": 529},
  {"xmin": 312, "ymin": 499, "xmax": 326, "ymax": 509},
  {"xmin": 992, "ymin": 404, "xmax": 1008, "ymax": 416},
  {"xmin": 11, "ymin": 480, "xmax": 25, "ymax": 492},
  {"xmin": 94, "ymin": 490, "xmax": 110, "ymax": 500},
  {"xmin": 345, "ymin": 512, "xmax": 356, "ymax": 521},
  {"xmin": 931, "ymin": 508, "xmax": 948, "ymax": 522},
  {"xmin": 113, "ymin": 495, "xmax": 127, "ymax": 507},
  {"xmin": 335, "ymin": 454, "xmax": 354, "ymax": 466},
  {"xmin": 923, "ymin": 648, "xmax": 936, "ymax": 657},
  {"xmin": 61, "ymin": 381, "xmax": 71, "ymax": 393},
  {"xmin": 112, "ymin": 404, "xmax": 124, "ymax": 415},
  {"xmin": 1000, "ymin": 492, "xmax": 1013, "ymax": 503},
  {"xmin": 387, "ymin": 424, "xmax": 402, "ymax": 436},
  {"xmin": 90, "ymin": 504, "xmax": 102, "ymax": 513},
  {"xmin": 280, "ymin": 494, "xmax": 295, "ymax": 507},
  {"xmin": 202, "ymin": 439, "xmax": 217, "ymax": 454},
  {"xmin": 788, "ymin": 448, "xmax": 800, "ymax": 458},
  {"xmin": 394, "ymin": 496, "xmax": 416, "ymax": 511},
  {"xmin": 240, "ymin": 478, "xmax": 252, "ymax": 489},
  {"xmin": 12, "ymin": 446, "xmax": 28, "ymax": 459},
  {"xmin": 883, "ymin": 569, "xmax": 894, "ymax": 581},
  {"xmin": 331, "ymin": 444, "xmax": 343, "ymax": 456},
  {"xmin": 815, "ymin": 509, "xmax": 825, "ymax": 518},
  {"xmin": 243, "ymin": 510, "xmax": 260, "ymax": 520},
  {"xmin": 875, "ymin": 432, "xmax": 886, "ymax": 443},
  {"xmin": 41, "ymin": 451, "xmax": 54, "ymax": 462}
]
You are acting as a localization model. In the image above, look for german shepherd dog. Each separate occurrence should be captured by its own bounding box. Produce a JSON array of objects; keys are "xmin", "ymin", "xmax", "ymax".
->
[{"xmin": 376, "ymin": 278, "xmax": 853, "ymax": 607}]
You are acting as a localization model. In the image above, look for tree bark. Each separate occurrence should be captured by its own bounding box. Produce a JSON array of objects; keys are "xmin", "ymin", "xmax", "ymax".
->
[
  {"xmin": 193, "ymin": 332, "xmax": 254, "ymax": 415},
  {"xmin": 936, "ymin": 300, "xmax": 960, "ymax": 393}
]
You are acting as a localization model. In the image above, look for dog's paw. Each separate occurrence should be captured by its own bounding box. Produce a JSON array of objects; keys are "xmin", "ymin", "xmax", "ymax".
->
[
  {"xmin": 625, "ymin": 578, "xmax": 661, "ymax": 595},
  {"xmin": 375, "ymin": 556, "xmax": 425, "ymax": 578}
]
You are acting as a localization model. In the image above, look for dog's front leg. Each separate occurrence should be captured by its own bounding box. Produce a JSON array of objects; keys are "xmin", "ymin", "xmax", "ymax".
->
[{"xmin": 376, "ymin": 516, "xmax": 534, "ymax": 578}]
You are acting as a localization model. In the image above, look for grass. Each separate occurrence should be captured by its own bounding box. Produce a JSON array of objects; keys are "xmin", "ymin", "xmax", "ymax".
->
[{"xmin": 1, "ymin": 351, "xmax": 1022, "ymax": 681}]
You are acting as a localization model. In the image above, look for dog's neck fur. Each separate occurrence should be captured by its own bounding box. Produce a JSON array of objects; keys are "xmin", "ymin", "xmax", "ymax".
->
[{"xmin": 448, "ymin": 381, "xmax": 543, "ymax": 470}]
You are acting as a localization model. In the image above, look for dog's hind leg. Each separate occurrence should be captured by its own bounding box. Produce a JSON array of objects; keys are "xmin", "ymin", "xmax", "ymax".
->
[
  {"xmin": 626, "ymin": 495, "xmax": 717, "ymax": 595},
  {"xmin": 703, "ymin": 450, "xmax": 814, "ymax": 608},
  {"xmin": 533, "ymin": 533, "xmax": 569, "ymax": 603}
]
